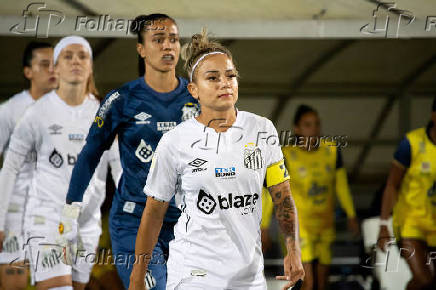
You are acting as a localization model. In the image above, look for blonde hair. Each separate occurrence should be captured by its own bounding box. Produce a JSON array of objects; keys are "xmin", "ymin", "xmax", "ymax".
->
[
  {"xmin": 87, "ymin": 73, "xmax": 100, "ymax": 101},
  {"xmin": 181, "ymin": 28, "xmax": 237, "ymax": 82}
]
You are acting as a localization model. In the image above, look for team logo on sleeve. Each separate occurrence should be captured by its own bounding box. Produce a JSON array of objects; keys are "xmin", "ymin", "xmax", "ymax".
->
[
  {"xmin": 181, "ymin": 102, "xmax": 199, "ymax": 121},
  {"xmin": 135, "ymin": 139, "xmax": 153, "ymax": 163},
  {"xmin": 95, "ymin": 91, "xmax": 120, "ymax": 128},
  {"xmin": 243, "ymin": 143, "xmax": 263, "ymax": 170},
  {"xmin": 49, "ymin": 149, "xmax": 63, "ymax": 168},
  {"xmin": 197, "ymin": 189, "xmax": 217, "ymax": 214}
]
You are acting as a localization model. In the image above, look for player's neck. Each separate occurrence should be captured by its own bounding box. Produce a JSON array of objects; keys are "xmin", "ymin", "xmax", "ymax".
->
[
  {"xmin": 196, "ymin": 108, "xmax": 237, "ymax": 133},
  {"xmin": 56, "ymin": 81, "xmax": 87, "ymax": 106},
  {"xmin": 144, "ymin": 69, "xmax": 178, "ymax": 93},
  {"xmin": 29, "ymin": 85, "xmax": 50, "ymax": 101}
]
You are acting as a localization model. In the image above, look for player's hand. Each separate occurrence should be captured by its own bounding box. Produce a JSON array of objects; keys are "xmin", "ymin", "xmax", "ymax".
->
[
  {"xmin": 347, "ymin": 217, "xmax": 360, "ymax": 237},
  {"xmin": 377, "ymin": 225, "xmax": 393, "ymax": 253},
  {"xmin": 57, "ymin": 203, "xmax": 81, "ymax": 265},
  {"xmin": 0, "ymin": 231, "xmax": 4, "ymax": 252},
  {"xmin": 276, "ymin": 253, "xmax": 305, "ymax": 290},
  {"xmin": 129, "ymin": 265, "xmax": 147, "ymax": 290}
]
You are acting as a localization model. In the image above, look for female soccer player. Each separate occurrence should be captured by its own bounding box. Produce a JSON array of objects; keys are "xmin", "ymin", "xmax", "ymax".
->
[
  {"xmin": 129, "ymin": 29, "xmax": 304, "ymax": 290},
  {"xmin": 281, "ymin": 105, "xmax": 359, "ymax": 290},
  {"xmin": 64, "ymin": 14, "xmax": 198, "ymax": 289},
  {"xmin": 0, "ymin": 36, "xmax": 117, "ymax": 290},
  {"xmin": 377, "ymin": 99, "xmax": 436, "ymax": 290},
  {"xmin": 0, "ymin": 41, "xmax": 57, "ymax": 290}
]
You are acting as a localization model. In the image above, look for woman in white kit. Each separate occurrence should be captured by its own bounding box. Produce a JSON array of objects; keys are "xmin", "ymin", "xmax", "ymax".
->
[
  {"xmin": 129, "ymin": 30, "xmax": 305, "ymax": 290},
  {"xmin": 0, "ymin": 36, "xmax": 121, "ymax": 290}
]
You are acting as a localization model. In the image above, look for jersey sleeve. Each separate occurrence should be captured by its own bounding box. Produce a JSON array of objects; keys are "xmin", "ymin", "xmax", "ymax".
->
[
  {"xmin": 143, "ymin": 132, "xmax": 179, "ymax": 202},
  {"xmin": 335, "ymin": 151, "xmax": 356, "ymax": 218},
  {"xmin": 264, "ymin": 119, "xmax": 290, "ymax": 187},
  {"xmin": 0, "ymin": 109, "xmax": 37, "ymax": 230},
  {"xmin": 0, "ymin": 102, "xmax": 13, "ymax": 155},
  {"xmin": 393, "ymin": 137, "xmax": 411, "ymax": 168},
  {"xmin": 66, "ymin": 90, "xmax": 125, "ymax": 203}
]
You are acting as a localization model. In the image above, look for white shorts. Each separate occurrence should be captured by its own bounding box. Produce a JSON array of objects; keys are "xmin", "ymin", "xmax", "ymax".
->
[
  {"xmin": 0, "ymin": 208, "xmax": 26, "ymax": 265},
  {"xmin": 25, "ymin": 207, "xmax": 101, "ymax": 284}
]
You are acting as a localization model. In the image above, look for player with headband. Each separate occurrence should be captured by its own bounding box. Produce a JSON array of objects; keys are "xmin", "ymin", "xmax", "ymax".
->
[
  {"xmin": 64, "ymin": 14, "xmax": 198, "ymax": 289},
  {"xmin": 0, "ymin": 41, "xmax": 57, "ymax": 290},
  {"xmin": 129, "ymin": 29, "xmax": 305, "ymax": 290},
  {"xmin": 0, "ymin": 35, "xmax": 120, "ymax": 289}
]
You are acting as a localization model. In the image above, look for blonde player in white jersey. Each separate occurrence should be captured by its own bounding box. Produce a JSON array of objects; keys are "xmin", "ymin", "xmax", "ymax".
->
[
  {"xmin": 0, "ymin": 41, "xmax": 57, "ymax": 290},
  {"xmin": 0, "ymin": 36, "xmax": 119, "ymax": 290},
  {"xmin": 129, "ymin": 30, "xmax": 305, "ymax": 290}
]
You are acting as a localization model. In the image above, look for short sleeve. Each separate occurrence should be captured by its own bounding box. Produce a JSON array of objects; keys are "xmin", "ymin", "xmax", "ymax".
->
[
  {"xmin": 0, "ymin": 102, "xmax": 13, "ymax": 154},
  {"xmin": 393, "ymin": 137, "xmax": 411, "ymax": 168},
  {"xmin": 143, "ymin": 132, "xmax": 179, "ymax": 202}
]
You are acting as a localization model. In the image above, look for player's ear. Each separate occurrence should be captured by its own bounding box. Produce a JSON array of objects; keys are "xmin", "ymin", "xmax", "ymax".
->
[
  {"xmin": 187, "ymin": 83, "xmax": 199, "ymax": 101},
  {"xmin": 23, "ymin": 66, "xmax": 32, "ymax": 80},
  {"xmin": 136, "ymin": 43, "xmax": 146, "ymax": 58}
]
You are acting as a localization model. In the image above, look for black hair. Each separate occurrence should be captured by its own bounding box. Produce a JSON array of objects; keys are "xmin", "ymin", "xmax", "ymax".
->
[
  {"xmin": 293, "ymin": 104, "xmax": 318, "ymax": 125},
  {"xmin": 130, "ymin": 14, "xmax": 177, "ymax": 76},
  {"xmin": 22, "ymin": 41, "xmax": 52, "ymax": 68},
  {"xmin": 432, "ymin": 96, "xmax": 436, "ymax": 112}
]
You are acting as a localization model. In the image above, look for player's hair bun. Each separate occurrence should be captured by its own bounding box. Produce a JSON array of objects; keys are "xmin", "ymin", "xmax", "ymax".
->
[{"xmin": 181, "ymin": 28, "xmax": 235, "ymax": 81}]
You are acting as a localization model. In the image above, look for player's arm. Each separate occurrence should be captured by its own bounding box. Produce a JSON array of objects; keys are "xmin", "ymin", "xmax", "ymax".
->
[
  {"xmin": 0, "ymin": 109, "xmax": 36, "ymax": 250},
  {"xmin": 334, "ymin": 150, "xmax": 359, "ymax": 236},
  {"xmin": 377, "ymin": 137, "xmax": 408, "ymax": 251},
  {"xmin": 66, "ymin": 91, "xmax": 123, "ymax": 204},
  {"xmin": 130, "ymin": 198, "xmax": 169, "ymax": 289},
  {"xmin": 0, "ymin": 102, "xmax": 12, "ymax": 158},
  {"xmin": 130, "ymin": 133, "xmax": 178, "ymax": 289}
]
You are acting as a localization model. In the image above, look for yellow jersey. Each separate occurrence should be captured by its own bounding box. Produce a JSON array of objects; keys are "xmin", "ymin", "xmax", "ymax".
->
[
  {"xmin": 393, "ymin": 127, "xmax": 436, "ymax": 228},
  {"xmin": 282, "ymin": 142, "xmax": 355, "ymax": 229}
]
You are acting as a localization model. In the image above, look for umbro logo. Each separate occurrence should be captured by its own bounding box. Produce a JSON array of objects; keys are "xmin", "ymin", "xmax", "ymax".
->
[
  {"xmin": 48, "ymin": 124, "xmax": 63, "ymax": 135},
  {"xmin": 188, "ymin": 158, "xmax": 207, "ymax": 173},
  {"xmin": 135, "ymin": 112, "xmax": 152, "ymax": 124}
]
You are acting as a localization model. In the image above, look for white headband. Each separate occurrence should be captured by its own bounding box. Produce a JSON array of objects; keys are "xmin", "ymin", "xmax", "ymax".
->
[
  {"xmin": 54, "ymin": 36, "xmax": 93, "ymax": 64},
  {"xmin": 190, "ymin": 51, "xmax": 225, "ymax": 82}
]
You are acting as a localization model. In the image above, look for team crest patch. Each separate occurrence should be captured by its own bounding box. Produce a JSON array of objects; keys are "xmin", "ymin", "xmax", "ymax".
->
[
  {"xmin": 243, "ymin": 143, "xmax": 263, "ymax": 170},
  {"xmin": 135, "ymin": 139, "xmax": 154, "ymax": 163},
  {"xmin": 181, "ymin": 102, "xmax": 199, "ymax": 121}
]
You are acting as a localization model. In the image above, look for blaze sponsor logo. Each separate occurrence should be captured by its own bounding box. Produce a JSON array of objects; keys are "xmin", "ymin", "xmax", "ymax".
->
[
  {"xmin": 135, "ymin": 139, "xmax": 153, "ymax": 163},
  {"xmin": 215, "ymin": 167, "xmax": 236, "ymax": 178},
  {"xmin": 196, "ymin": 190, "xmax": 259, "ymax": 215},
  {"xmin": 49, "ymin": 149, "xmax": 78, "ymax": 168}
]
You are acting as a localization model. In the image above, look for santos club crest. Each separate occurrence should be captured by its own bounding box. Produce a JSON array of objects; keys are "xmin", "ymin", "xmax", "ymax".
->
[{"xmin": 181, "ymin": 102, "xmax": 199, "ymax": 121}]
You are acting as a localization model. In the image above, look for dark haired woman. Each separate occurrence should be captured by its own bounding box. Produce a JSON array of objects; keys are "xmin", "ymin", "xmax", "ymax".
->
[
  {"xmin": 63, "ymin": 14, "xmax": 198, "ymax": 289},
  {"xmin": 377, "ymin": 99, "xmax": 436, "ymax": 290},
  {"xmin": 281, "ymin": 105, "xmax": 359, "ymax": 290}
]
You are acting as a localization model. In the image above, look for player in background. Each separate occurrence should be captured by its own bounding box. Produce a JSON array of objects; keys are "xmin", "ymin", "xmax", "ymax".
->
[
  {"xmin": 129, "ymin": 29, "xmax": 304, "ymax": 290},
  {"xmin": 64, "ymin": 14, "xmax": 198, "ymax": 289},
  {"xmin": 0, "ymin": 41, "xmax": 57, "ymax": 290},
  {"xmin": 281, "ymin": 105, "xmax": 359, "ymax": 290},
  {"xmin": 0, "ymin": 36, "xmax": 118, "ymax": 290},
  {"xmin": 377, "ymin": 98, "xmax": 436, "ymax": 290}
]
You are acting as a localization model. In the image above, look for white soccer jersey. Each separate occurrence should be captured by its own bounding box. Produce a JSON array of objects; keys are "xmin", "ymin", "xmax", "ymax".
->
[
  {"xmin": 144, "ymin": 111, "xmax": 283, "ymax": 289},
  {"xmin": 0, "ymin": 90, "xmax": 36, "ymax": 211}
]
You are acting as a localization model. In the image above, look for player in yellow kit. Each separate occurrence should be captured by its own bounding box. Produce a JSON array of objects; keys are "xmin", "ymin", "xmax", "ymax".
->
[
  {"xmin": 281, "ymin": 105, "xmax": 359, "ymax": 290},
  {"xmin": 377, "ymin": 98, "xmax": 436, "ymax": 290}
]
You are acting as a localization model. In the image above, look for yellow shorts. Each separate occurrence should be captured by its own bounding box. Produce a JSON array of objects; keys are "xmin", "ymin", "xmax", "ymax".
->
[
  {"xmin": 393, "ymin": 218, "xmax": 436, "ymax": 247},
  {"xmin": 299, "ymin": 225, "xmax": 335, "ymax": 264}
]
